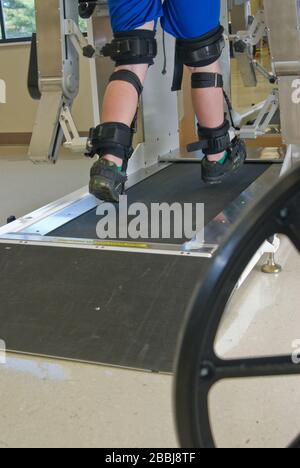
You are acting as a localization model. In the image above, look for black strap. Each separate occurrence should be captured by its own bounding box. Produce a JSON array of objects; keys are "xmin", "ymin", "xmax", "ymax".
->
[
  {"xmin": 109, "ymin": 70, "xmax": 144, "ymax": 97},
  {"xmin": 101, "ymin": 30, "xmax": 157, "ymax": 66},
  {"xmin": 102, "ymin": 38, "xmax": 156, "ymax": 59},
  {"xmin": 85, "ymin": 122, "xmax": 134, "ymax": 160},
  {"xmin": 187, "ymin": 120, "xmax": 231, "ymax": 155},
  {"xmin": 172, "ymin": 48, "xmax": 185, "ymax": 93},
  {"xmin": 192, "ymin": 73, "xmax": 223, "ymax": 89}
]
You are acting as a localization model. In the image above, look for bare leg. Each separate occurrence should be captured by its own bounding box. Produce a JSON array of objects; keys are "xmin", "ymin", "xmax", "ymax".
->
[
  {"xmin": 101, "ymin": 21, "xmax": 155, "ymax": 167},
  {"xmin": 190, "ymin": 60, "xmax": 226, "ymax": 162}
]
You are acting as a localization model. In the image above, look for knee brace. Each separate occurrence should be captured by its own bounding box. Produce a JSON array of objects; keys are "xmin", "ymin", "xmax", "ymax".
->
[
  {"xmin": 187, "ymin": 70, "xmax": 231, "ymax": 156},
  {"xmin": 172, "ymin": 25, "xmax": 225, "ymax": 92},
  {"xmin": 101, "ymin": 30, "xmax": 157, "ymax": 67}
]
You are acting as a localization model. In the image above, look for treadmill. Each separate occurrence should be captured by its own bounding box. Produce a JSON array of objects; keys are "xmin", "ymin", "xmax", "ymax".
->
[{"xmin": 0, "ymin": 161, "xmax": 280, "ymax": 374}]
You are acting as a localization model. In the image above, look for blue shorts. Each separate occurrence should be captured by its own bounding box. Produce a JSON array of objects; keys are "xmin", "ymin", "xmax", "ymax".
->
[{"xmin": 108, "ymin": 0, "xmax": 221, "ymax": 40}]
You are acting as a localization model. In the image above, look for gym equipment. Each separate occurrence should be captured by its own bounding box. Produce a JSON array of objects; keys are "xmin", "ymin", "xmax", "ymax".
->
[
  {"xmin": 175, "ymin": 0, "xmax": 300, "ymax": 448},
  {"xmin": 28, "ymin": 0, "xmax": 80, "ymax": 163},
  {"xmin": 0, "ymin": 0, "xmax": 286, "ymax": 373},
  {"xmin": 78, "ymin": 0, "xmax": 97, "ymax": 19},
  {"xmin": 28, "ymin": 0, "xmax": 104, "ymax": 161}
]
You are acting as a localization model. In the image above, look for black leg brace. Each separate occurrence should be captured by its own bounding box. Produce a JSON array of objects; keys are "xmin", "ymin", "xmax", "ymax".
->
[
  {"xmin": 87, "ymin": 29, "xmax": 157, "ymax": 168},
  {"xmin": 86, "ymin": 69, "xmax": 144, "ymax": 171},
  {"xmin": 172, "ymin": 25, "xmax": 225, "ymax": 92},
  {"xmin": 188, "ymin": 72, "xmax": 231, "ymax": 155}
]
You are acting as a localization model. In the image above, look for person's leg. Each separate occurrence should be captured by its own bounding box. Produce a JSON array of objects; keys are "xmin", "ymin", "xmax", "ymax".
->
[
  {"xmin": 101, "ymin": 22, "xmax": 154, "ymax": 168},
  {"xmin": 189, "ymin": 61, "xmax": 225, "ymax": 162},
  {"xmin": 88, "ymin": 0, "xmax": 162, "ymax": 201},
  {"xmin": 163, "ymin": 0, "xmax": 246, "ymax": 183}
]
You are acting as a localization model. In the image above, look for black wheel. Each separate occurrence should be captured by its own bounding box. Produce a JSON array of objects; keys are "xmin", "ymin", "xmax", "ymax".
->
[{"xmin": 175, "ymin": 165, "xmax": 300, "ymax": 448}]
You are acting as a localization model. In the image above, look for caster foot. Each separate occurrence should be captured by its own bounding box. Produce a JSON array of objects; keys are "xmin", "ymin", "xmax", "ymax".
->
[
  {"xmin": 7, "ymin": 216, "xmax": 16, "ymax": 224},
  {"xmin": 261, "ymin": 253, "xmax": 282, "ymax": 274}
]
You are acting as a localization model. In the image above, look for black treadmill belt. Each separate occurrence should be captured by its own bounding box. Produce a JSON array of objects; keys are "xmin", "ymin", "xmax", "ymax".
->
[
  {"xmin": 0, "ymin": 244, "xmax": 209, "ymax": 373},
  {"xmin": 50, "ymin": 163, "xmax": 270, "ymax": 243}
]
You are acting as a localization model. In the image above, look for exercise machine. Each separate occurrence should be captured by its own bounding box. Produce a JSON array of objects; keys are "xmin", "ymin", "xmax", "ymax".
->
[
  {"xmin": 0, "ymin": 0, "xmax": 290, "ymax": 372},
  {"xmin": 175, "ymin": 0, "xmax": 300, "ymax": 448},
  {"xmin": 0, "ymin": 0, "xmax": 288, "ymax": 376},
  {"xmin": 28, "ymin": 0, "xmax": 80, "ymax": 163}
]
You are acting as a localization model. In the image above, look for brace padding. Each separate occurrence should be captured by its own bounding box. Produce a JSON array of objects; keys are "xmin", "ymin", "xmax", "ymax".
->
[
  {"xmin": 109, "ymin": 70, "xmax": 144, "ymax": 97},
  {"xmin": 86, "ymin": 122, "xmax": 134, "ymax": 160},
  {"xmin": 187, "ymin": 120, "xmax": 231, "ymax": 155},
  {"xmin": 101, "ymin": 30, "xmax": 157, "ymax": 66},
  {"xmin": 172, "ymin": 25, "xmax": 225, "ymax": 92},
  {"xmin": 177, "ymin": 26, "xmax": 225, "ymax": 66},
  {"xmin": 192, "ymin": 73, "xmax": 224, "ymax": 89}
]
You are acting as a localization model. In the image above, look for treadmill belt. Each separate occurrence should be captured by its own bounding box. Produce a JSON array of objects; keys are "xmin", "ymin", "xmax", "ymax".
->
[
  {"xmin": 0, "ymin": 244, "xmax": 209, "ymax": 373},
  {"xmin": 50, "ymin": 163, "xmax": 270, "ymax": 243}
]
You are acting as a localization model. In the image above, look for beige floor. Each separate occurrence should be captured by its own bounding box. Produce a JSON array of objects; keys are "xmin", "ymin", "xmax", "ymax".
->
[
  {"xmin": 212, "ymin": 236, "xmax": 300, "ymax": 449},
  {"xmin": 0, "ymin": 52, "xmax": 299, "ymax": 448}
]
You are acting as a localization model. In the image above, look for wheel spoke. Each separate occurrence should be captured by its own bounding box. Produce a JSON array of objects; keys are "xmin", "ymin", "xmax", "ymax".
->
[{"xmin": 201, "ymin": 355, "xmax": 300, "ymax": 382}]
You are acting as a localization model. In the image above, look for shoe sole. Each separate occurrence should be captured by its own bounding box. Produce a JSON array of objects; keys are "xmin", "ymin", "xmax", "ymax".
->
[
  {"xmin": 202, "ymin": 143, "xmax": 247, "ymax": 185},
  {"xmin": 89, "ymin": 179, "xmax": 123, "ymax": 203}
]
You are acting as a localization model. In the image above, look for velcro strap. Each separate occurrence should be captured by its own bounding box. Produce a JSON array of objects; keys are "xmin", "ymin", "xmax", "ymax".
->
[
  {"xmin": 101, "ymin": 36, "xmax": 157, "ymax": 62},
  {"xmin": 86, "ymin": 123, "xmax": 134, "ymax": 160},
  {"xmin": 109, "ymin": 70, "xmax": 144, "ymax": 96},
  {"xmin": 192, "ymin": 73, "xmax": 223, "ymax": 89},
  {"xmin": 187, "ymin": 120, "xmax": 231, "ymax": 155}
]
